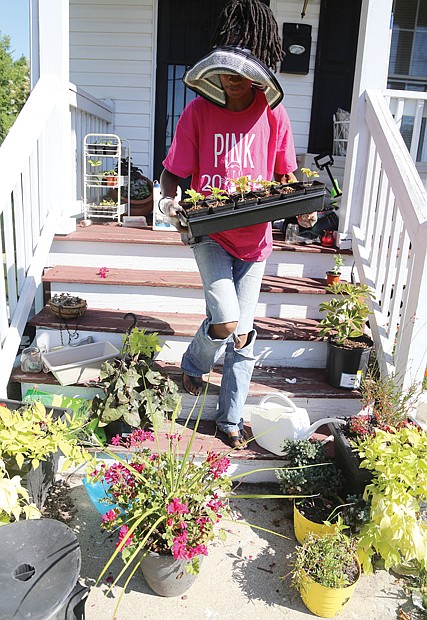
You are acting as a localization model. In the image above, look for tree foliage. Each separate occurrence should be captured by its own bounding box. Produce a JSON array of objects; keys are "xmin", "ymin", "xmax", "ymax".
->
[{"xmin": 0, "ymin": 33, "xmax": 30, "ymax": 144}]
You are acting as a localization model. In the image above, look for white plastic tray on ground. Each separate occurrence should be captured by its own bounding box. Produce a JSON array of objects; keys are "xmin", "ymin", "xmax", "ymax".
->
[{"xmin": 41, "ymin": 341, "xmax": 119, "ymax": 386}]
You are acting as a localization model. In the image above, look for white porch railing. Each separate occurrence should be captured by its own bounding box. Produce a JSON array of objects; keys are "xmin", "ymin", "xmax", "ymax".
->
[
  {"xmin": 0, "ymin": 78, "xmax": 114, "ymax": 396},
  {"xmin": 386, "ymin": 90, "xmax": 427, "ymax": 167},
  {"xmin": 351, "ymin": 88, "xmax": 427, "ymax": 391}
]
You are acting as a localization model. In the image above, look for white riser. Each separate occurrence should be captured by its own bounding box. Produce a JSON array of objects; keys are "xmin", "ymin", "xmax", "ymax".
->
[
  {"xmin": 35, "ymin": 328, "xmax": 327, "ymax": 369},
  {"xmin": 48, "ymin": 283, "xmax": 330, "ymax": 319},
  {"xmin": 49, "ymin": 241, "xmax": 198, "ymax": 273},
  {"xmin": 18, "ymin": 380, "xmax": 361, "ymax": 422},
  {"xmin": 49, "ymin": 240, "xmax": 355, "ymax": 280}
]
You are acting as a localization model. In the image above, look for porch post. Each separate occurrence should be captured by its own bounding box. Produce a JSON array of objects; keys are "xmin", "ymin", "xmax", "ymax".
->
[
  {"xmin": 337, "ymin": 0, "xmax": 393, "ymax": 247},
  {"xmin": 37, "ymin": 0, "xmax": 74, "ymax": 234}
]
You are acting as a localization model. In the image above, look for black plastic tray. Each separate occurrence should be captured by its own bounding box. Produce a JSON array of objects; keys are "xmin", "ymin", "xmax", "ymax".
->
[{"xmin": 184, "ymin": 187, "xmax": 326, "ymax": 236}]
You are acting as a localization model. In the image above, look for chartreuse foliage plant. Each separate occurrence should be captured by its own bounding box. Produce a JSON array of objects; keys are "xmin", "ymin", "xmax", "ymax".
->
[
  {"xmin": 0, "ymin": 463, "xmax": 40, "ymax": 525},
  {"xmin": 355, "ymin": 425, "xmax": 427, "ymax": 574}
]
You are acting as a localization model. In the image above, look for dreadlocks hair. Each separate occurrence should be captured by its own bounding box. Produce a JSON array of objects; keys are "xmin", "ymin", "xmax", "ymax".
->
[{"xmin": 211, "ymin": 0, "xmax": 284, "ymax": 70}]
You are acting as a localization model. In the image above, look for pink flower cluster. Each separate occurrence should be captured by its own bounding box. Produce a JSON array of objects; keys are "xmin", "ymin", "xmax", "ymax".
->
[
  {"xmin": 172, "ymin": 530, "xmax": 208, "ymax": 560},
  {"xmin": 206, "ymin": 451, "xmax": 230, "ymax": 479}
]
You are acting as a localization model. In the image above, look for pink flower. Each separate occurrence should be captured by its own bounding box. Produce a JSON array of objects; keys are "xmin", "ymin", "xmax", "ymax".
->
[
  {"xmin": 206, "ymin": 452, "xmax": 230, "ymax": 479},
  {"xmin": 116, "ymin": 525, "xmax": 134, "ymax": 550},
  {"xmin": 167, "ymin": 498, "xmax": 189, "ymax": 515},
  {"xmin": 97, "ymin": 267, "xmax": 109, "ymax": 278},
  {"xmin": 111, "ymin": 434, "xmax": 122, "ymax": 446},
  {"xmin": 102, "ymin": 510, "xmax": 117, "ymax": 523}
]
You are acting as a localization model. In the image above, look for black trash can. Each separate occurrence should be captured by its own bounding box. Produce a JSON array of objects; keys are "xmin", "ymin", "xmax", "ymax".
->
[{"xmin": 0, "ymin": 518, "xmax": 89, "ymax": 620}]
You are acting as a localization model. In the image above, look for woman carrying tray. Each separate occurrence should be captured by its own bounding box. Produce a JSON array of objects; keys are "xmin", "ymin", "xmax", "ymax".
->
[{"xmin": 159, "ymin": 0, "xmax": 297, "ymax": 449}]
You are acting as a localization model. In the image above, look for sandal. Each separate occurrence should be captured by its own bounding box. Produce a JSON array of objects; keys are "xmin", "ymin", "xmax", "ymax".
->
[
  {"xmin": 217, "ymin": 430, "xmax": 247, "ymax": 451},
  {"xmin": 182, "ymin": 373, "xmax": 204, "ymax": 396}
]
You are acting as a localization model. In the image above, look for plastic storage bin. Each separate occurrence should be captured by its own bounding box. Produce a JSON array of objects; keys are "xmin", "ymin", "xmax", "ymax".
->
[{"xmin": 42, "ymin": 341, "xmax": 119, "ymax": 386}]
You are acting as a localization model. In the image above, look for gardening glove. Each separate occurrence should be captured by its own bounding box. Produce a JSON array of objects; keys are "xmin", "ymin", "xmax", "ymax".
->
[{"xmin": 158, "ymin": 197, "xmax": 192, "ymax": 244}]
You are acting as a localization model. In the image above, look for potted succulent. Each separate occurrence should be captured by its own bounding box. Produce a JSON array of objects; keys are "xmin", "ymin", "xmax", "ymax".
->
[
  {"xmin": 90, "ymin": 327, "xmax": 181, "ymax": 439},
  {"xmin": 290, "ymin": 521, "xmax": 361, "ymax": 617},
  {"xmin": 326, "ymin": 253, "xmax": 344, "ymax": 285},
  {"xmin": 0, "ymin": 399, "xmax": 93, "ymax": 508},
  {"xmin": 319, "ymin": 281, "xmax": 375, "ymax": 389},
  {"xmin": 276, "ymin": 438, "xmax": 343, "ymax": 544},
  {"xmin": 48, "ymin": 293, "xmax": 87, "ymax": 319}
]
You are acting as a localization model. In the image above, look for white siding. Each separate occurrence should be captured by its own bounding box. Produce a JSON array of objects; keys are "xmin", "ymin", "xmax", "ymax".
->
[
  {"xmin": 275, "ymin": 0, "xmax": 320, "ymax": 154},
  {"xmin": 69, "ymin": 0, "xmax": 319, "ymax": 177},
  {"xmin": 69, "ymin": 0, "xmax": 156, "ymax": 178}
]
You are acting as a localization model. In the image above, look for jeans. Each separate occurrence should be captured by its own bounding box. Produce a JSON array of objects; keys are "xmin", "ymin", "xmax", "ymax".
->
[{"xmin": 181, "ymin": 236, "xmax": 265, "ymax": 434}]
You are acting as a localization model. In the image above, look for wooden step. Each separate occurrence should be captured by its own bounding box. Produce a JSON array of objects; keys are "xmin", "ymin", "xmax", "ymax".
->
[
  {"xmin": 11, "ymin": 361, "xmax": 361, "ymax": 435},
  {"xmin": 49, "ymin": 225, "xmax": 354, "ymax": 280},
  {"xmin": 42, "ymin": 266, "xmax": 337, "ymax": 319},
  {"xmin": 31, "ymin": 307, "xmax": 328, "ymax": 369},
  {"xmin": 31, "ymin": 307, "xmax": 324, "ymax": 341}
]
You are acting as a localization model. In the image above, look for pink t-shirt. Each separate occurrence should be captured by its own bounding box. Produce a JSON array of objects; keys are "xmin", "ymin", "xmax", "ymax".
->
[{"xmin": 163, "ymin": 89, "xmax": 297, "ymax": 261}]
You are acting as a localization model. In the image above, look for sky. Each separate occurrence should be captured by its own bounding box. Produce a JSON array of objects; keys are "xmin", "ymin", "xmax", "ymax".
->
[{"xmin": 0, "ymin": 1, "xmax": 30, "ymax": 60}]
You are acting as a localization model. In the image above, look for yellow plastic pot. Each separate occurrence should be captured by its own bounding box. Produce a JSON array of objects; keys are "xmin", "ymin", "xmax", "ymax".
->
[
  {"xmin": 293, "ymin": 502, "xmax": 337, "ymax": 544},
  {"xmin": 299, "ymin": 561, "xmax": 360, "ymax": 617}
]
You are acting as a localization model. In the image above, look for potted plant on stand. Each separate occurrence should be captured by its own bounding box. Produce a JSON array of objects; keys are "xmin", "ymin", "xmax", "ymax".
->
[
  {"xmin": 319, "ymin": 281, "xmax": 375, "ymax": 389},
  {"xmin": 289, "ymin": 520, "xmax": 361, "ymax": 617},
  {"xmin": 111, "ymin": 159, "xmax": 153, "ymax": 217}
]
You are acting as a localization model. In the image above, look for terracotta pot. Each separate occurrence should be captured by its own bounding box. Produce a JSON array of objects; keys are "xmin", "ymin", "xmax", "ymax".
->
[
  {"xmin": 326, "ymin": 271, "xmax": 341, "ymax": 285},
  {"xmin": 105, "ymin": 175, "xmax": 118, "ymax": 187}
]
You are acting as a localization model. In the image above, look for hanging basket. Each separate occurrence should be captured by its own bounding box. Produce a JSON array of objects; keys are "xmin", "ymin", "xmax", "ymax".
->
[{"xmin": 48, "ymin": 294, "xmax": 87, "ymax": 319}]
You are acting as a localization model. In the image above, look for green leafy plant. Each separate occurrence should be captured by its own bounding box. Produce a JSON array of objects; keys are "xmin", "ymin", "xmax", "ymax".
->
[
  {"xmin": 232, "ymin": 175, "xmax": 251, "ymax": 199},
  {"xmin": 355, "ymin": 425, "xmax": 427, "ymax": 574},
  {"xmin": 318, "ymin": 281, "xmax": 374, "ymax": 346},
  {"xmin": 206, "ymin": 186, "xmax": 229, "ymax": 205},
  {"xmin": 331, "ymin": 254, "xmax": 344, "ymax": 275},
  {"xmin": 184, "ymin": 189, "xmax": 205, "ymax": 207},
  {"xmin": 301, "ymin": 167, "xmax": 319, "ymax": 185},
  {"xmin": 290, "ymin": 518, "xmax": 359, "ymax": 591},
  {"xmin": 276, "ymin": 438, "xmax": 341, "ymax": 497},
  {"xmin": 88, "ymin": 158, "xmax": 102, "ymax": 168},
  {"xmin": 116, "ymin": 159, "xmax": 152, "ymax": 200},
  {"xmin": 90, "ymin": 328, "xmax": 180, "ymax": 429},
  {"xmin": 257, "ymin": 180, "xmax": 280, "ymax": 194}
]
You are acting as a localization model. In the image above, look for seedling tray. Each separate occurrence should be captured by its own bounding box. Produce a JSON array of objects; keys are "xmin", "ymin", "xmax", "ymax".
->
[{"xmin": 183, "ymin": 186, "xmax": 326, "ymax": 236}]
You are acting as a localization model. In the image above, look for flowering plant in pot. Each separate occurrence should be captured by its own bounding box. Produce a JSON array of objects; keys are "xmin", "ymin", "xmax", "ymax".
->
[
  {"xmin": 318, "ymin": 281, "xmax": 375, "ymax": 389},
  {"xmin": 290, "ymin": 519, "xmax": 360, "ymax": 617},
  {"xmin": 87, "ymin": 402, "xmax": 232, "ymax": 604}
]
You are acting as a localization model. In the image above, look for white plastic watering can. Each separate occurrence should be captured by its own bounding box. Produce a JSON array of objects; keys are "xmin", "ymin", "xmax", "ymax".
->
[{"xmin": 250, "ymin": 393, "xmax": 347, "ymax": 456}]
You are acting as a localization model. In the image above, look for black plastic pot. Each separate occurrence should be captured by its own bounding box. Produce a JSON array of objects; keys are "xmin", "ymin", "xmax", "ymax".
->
[
  {"xmin": 105, "ymin": 419, "xmax": 134, "ymax": 442},
  {"xmin": 327, "ymin": 423, "xmax": 373, "ymax": 497},
  {"xmin": 325, "ymin": 337, "xmax": 373, "ymax": 389},
  {"xmin": 0, "ymin": 518, "xmax": 88, "ymax": 619}
]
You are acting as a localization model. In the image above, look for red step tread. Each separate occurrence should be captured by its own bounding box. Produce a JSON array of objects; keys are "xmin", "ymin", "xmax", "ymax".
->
[
  {"xmin": 42, "ymin": 266, "xmax": 331, "ymax": 294},
  {"xmin": 10, "ymin": 363, "xmax": 359, "ymax": 400},
  {"xmin": 54, "ymin": 224, "xmax": 350, "ymax": 255},
  {"xmin": 30, "ymin": 307, "xmax": 324, "ymax": 341}
]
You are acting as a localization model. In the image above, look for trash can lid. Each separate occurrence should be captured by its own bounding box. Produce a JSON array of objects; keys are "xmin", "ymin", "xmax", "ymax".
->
[{"xmin": 0, "ymin": 518, "xmax": 81, "ymax": 620}]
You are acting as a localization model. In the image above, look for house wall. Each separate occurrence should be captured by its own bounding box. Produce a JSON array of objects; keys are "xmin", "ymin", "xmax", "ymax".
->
[
  {"xmin": 69, "ymin": 0, "xmax": 156, "ymax": 177},
  {"xmin": 69, "ymin": 0, "xmax": 320, "ymax": 180}
]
